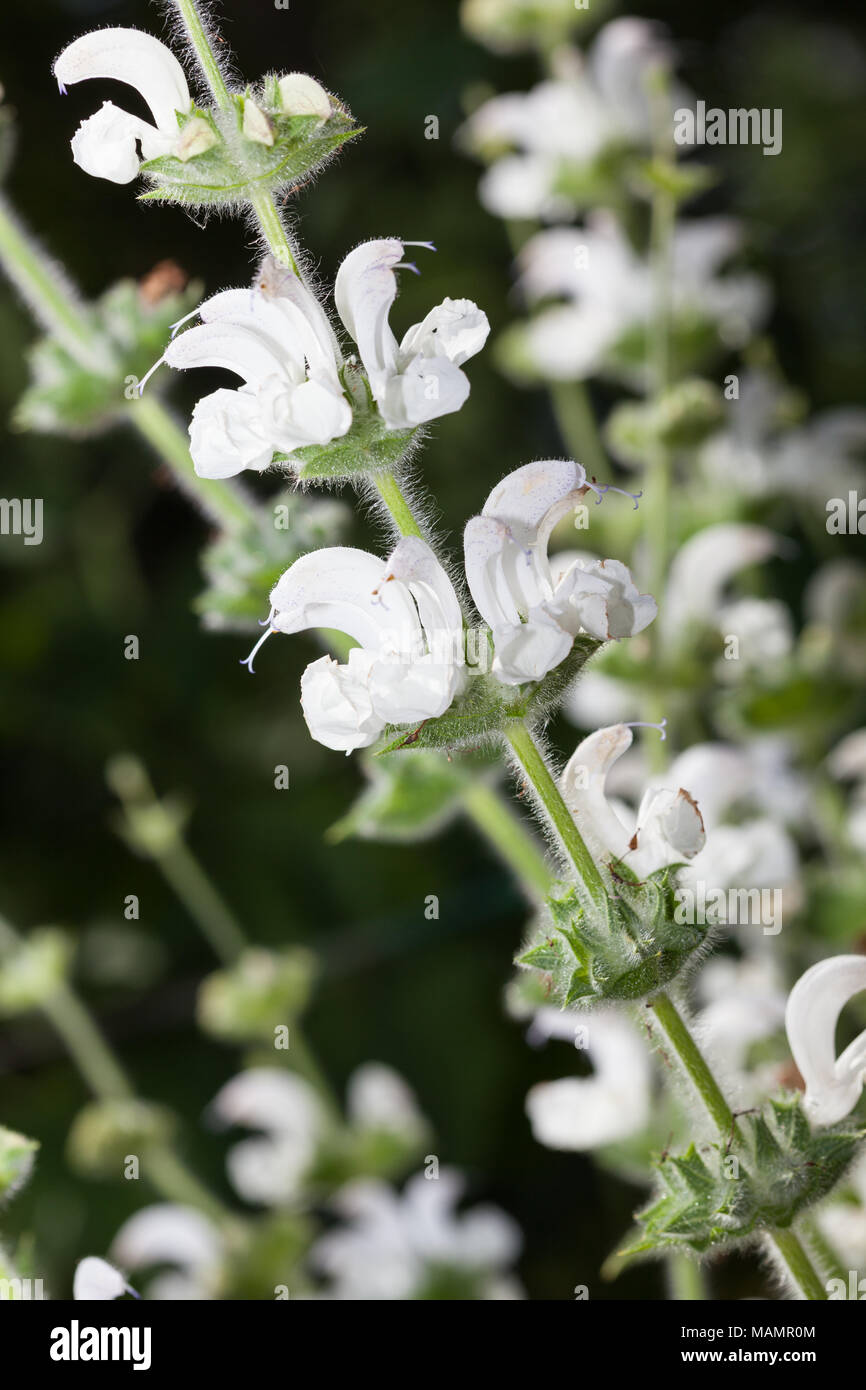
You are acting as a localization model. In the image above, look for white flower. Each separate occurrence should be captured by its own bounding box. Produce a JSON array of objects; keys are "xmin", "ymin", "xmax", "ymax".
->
[
  {"xmin": 310, "ymin": 1168, "xmax": 522, "ymax": 1300},
  {"xmin": 517, "ymin": 215, "xmax": 768, "ymax": 382},
  {"xmin": 525, "ymin": 1007, "xmax": 652, "ymax": 1151},
  {"xmin": 696, "ymin": 955, "xmax": 787, "ymax": 1085},
  {"xmin": 785, "ymin": 955, "xmax": 866, "ymax": 1126},
  {"xmin": 210, "ymin": 1069, "xmax": 328, "ymax": 1206},
  {"xmin": 346, "ymin": 1063, "xmax": 427, "ymax": 1144},
  {"xmin": 817, "ymin": 1150, "xmax": 866, "ymax": 1269},
  {"xmin": 54, "ymin": 29, "xmax": 196, "ymax": 184},
  {"xmin": 714, "ymin": 597, "xmax": 794, "ymax": 676},
  {"xmin": 110, "ymin": 1204, "xmax": 223, "ymax": 1301},
  {"xmin": 465, "ymin": 20, "xmax": 673, "ymax": 222},
  {"xmin": 157, "ymin": 267, "xmax": 351, "ymax": 478},
  {"xmin": 246, "ymin": 538, "xmax": 465, "ymax": 753},
  {"xmin": 560, "ymin": 723, "xmax": 706, "ymax": 876},
  {"xmin": 334, "ymin": 239, "xmax": 489, "ymax": 429},
  {"xmin": 463, "ymin": 459, "xmax": 654, "ymax": 684},
  {"xmin": 663, "ymin": 523, "xmax": 779, "ymax": 638},
  {"xmin": 73, "ymin": 1255, "xmax": 132, "ymax": 1300}
]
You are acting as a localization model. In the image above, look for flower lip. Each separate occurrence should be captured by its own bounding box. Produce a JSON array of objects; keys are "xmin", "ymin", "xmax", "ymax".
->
[
  {"xmin": 54, "ymin": 28, "xmax": 191, "ymax": 133},
  {"xmin": 785, "ymin": 955, "xmax": 866, "ymax": 1127}
]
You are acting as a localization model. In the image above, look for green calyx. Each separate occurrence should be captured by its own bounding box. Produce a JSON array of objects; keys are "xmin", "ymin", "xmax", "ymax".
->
[
  {"xmin": 520, "ymin": 866, "xmax": 706, "ymax": 1004},
  {"xmin": 622, "ymin": 1097, "xmax": 866, "ymax": 1259},
  {"xmin": 138, "ymin": 91, "xmax": 361, "ymax": 208}
]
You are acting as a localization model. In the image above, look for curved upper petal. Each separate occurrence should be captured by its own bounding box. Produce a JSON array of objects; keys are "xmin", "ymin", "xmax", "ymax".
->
[
  {"xmin": 786, "ymin": 956, "xmax": 866, "ymax": 1126},
  {"xmin": 111, "ymin": 1204, "xmax": 221, "ymax": 1273},
  {"xmin": 334, "ymin": 239, "xmax": 402, "ymax": 397},
  {"xmin": 270, "ymin": 547, "xmax": 421, "ymax": 650},
  {"xmin": 73, "ymin": 1256, "xmax": 129, "ymax": 1301},
  {"xmin": 54, "ymin": 28, "xmax": 190, "ymax": 132},
  {"xmin": 165, "ymin": 321, "xmax": 289, "ymax": 389},
  {"xmin": 561, "ymin": 724, "xmax": 636, "ymax": 865},
  {"xmin": 480, "ymin": 459, "xmax": 588, "ymax": 548},
  {"xmin": 664, "ymin": 524, "xmax": 780, "ymax": 635}
]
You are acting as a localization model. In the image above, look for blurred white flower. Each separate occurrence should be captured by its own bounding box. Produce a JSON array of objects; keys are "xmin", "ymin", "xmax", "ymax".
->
[
  {"xmin": 346, "ymin": 1062, "xmax": 427, "ymax": 1144},
  {"xmin": 785, "ymin": 955, "xmax": 866, "ymax": 1126},
  {"xmin": 516, "ymin": 215, "xmax": 768, "ymax": 382},
  {"xmin": 210, "ymin": 1069, "xmax": 328, "ymax": 1207},
  {"xmin": 695, "ymin": 954, "xmax": 787, "ymax": 1089},
  {"xmin": 310, "ymin": 1168, "xmax": 522, "ymax": 1299},
  {"xmin": 463, "ymin": 459, "xmax": 654, "ymax": 684},
  {"xmin": 525, "ymin": 1007, "xmax": 652, "ymax": 1150},
  {"xmin": 714, "ymin": 597, "xmax": 794, "ymax": 678},
  {"xmin": 817, "ymin": 1150, "xmax": 866, "ymax": 1269},
  {"xmin": 110, "ymin": 1204, "xmax": 223, "ymax": 1300},
  {"xmin": 465, "ymin": 20, "xmax": 673, "ymax": 221},
  {"xmin": 54, "ymin": 29, "xmax": 197, "ymax": 184},
  {"xmin": 828, "ymin": 729, "xmax": 866, "ymax": 854},
  {"xmin": 248, "ymin": 537, "xmax": 465, "ymax": 753},
  {"xmin": 663, "ymin": 523, "xmax": 780, "ymax": 638},
  {"xmin": 560, "ymin": 723, "xmax": 705, "ymax": 876}
]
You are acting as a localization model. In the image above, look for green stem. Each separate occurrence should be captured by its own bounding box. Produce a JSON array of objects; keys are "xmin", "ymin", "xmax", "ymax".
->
[
  {"xmin": 770, "ymin": 1228, "xmax": 828, "ymax": 1302},
  {"xmin": 549, "ymin": 380, "xmax": 610, "ymax": 481},
  {"xmin": 145, "ymin": 1145, "xmax": 235, "ymax": 1229},
  {"xmin": 172, "ymin": 0, "xmax": 232, "ymax": 108},
  {"xmin": 505, "ymin": 722, "xmax": 606, "ymax": 906},
  {"xmin": 247, "ymin": 187, "xmax": 300, "ymax": 274},
  {"xmin": 130, "ymin": 395, "xmax": 257, "ymax": 534},
  {"xmin": 668, "ymin": 1253, "xmax": 707, "ymax": 1301},
  {"xmin": 649, "ymin": 992, "xmax": 733, "ymax": 1133},
  {"xmin": 462, "ymin": 780, "xmax": 553, "ymax": 901},
  {"xmin": 802, "ymin": 1215, "xmax": 849, "ymax": 1286},
  {"xmin": 373, "ymin": 471, "xmax": 425, "ymax": 538},
  {"xmin": 0, "ymin": 194, "xmax": 107, "ymax": 369},
  {"xmin": 155, "ymin": 839, "xmax": 248, "ymax": 966}
]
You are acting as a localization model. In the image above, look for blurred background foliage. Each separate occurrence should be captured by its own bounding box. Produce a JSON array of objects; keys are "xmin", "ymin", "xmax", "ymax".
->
[{"xmin": 0, "ymin": 0, "xmax": 864, "ymax": 1299}]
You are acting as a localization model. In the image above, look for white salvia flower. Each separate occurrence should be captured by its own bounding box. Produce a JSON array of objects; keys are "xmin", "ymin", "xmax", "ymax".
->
[
  {"xmin": 663, "ymin": 522, "xmax": 779, "ymax": 637},
  {"xmin": 54, "ymin": 29, "xmax": 196, "ymax": 184},
  {"xmin": 818, "ymin": 1150, "xmax": 866, "ymax": 1270},
  {"xmin": 247, "ymin": 538, "xmax": 465, "ymax": 754},
  {"xmin": 156, "ymin": 266, "xmax": 351, "ymax": 478},
  {"xmin": 310, "ymin": 1169, "xmax": 522, "ymax": 1300},
  {"xmin": 334, "ymin": 239, "xmax": 489, "ymax": 430},
  {"xmin": 463, "ymin": 460, "xmax": 653, "ymax": 685},
  {"xmin": 561, "ymin": 724, "xmax": 705, "ymax": 876},
  {"xmin": 785, "ymin": 956, "xmax": 866, "ymax": 1126},
  {"xmin": 278, "ymin": 73, "xmax": 332, "ymax": 123},
  {"xmin": 517, "ymin": 215, "xmax": 768, "ymax": 382},
  {"xmin": 525, "ymin": 1007, "xmax": 652, "ymax": 1151},
  {"xmin": 714, "ymin": 597, "xmax": 794, "ymax": 675},
  {"xmin": 466, "ymin": 20, "xmax": 673, "ymax": 222},
  {"xmin": 210, "ymin": 1069, "xmax": 328, "ymax": 1206},
  {"xmin": 73, "ymin": 1255, "xmax": 133, "ymax": 1300},
  {"xmin": 110, "ymin": 1204, "xmax": 223, "ymax": 1301}
]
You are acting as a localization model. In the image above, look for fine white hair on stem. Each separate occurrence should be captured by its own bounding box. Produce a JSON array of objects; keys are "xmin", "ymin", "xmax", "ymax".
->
[{"xmin": 156, "ymin": 0, "xmax": 240, "ymax": 103}]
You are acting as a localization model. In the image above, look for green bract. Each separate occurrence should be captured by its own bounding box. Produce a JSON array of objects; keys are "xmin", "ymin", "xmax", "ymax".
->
[
  {"xmin": 520, "ymin": 868, "xmax": 706, "ymax": 1004},
  {"xmin": 138, "ymin": 90, "xmax": 361, "ymax": 208}
]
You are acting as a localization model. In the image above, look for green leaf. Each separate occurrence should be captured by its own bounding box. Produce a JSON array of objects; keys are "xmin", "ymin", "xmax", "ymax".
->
[{"xmin": 328, "ymin": 748, "xmax": 492, "ymax": 844}]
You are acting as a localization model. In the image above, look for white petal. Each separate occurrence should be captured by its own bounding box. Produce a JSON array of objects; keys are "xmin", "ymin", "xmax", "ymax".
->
[
  {"xmin": 165, "ymin": 320, "xmax": 288, "ymax": 389},
  {"xmin": 382, "ymin": 356, "xmax": 471, "ymax": 429},
  {"xmin": 632, "ymin": 786, "xmax": 705, "ymax": 875},
  {"xmin": 346, "ymin": 1063, "xmax": 425, "ymax": 1136},
  {"xmin": 227, "ymin": 1135, "xmax": 312, "ymax": 1206},
  {"xmin": 111, "ymin": 1204, "xmax": 221, "ymax": 1274},
  {"xmin": 73, "ymin": 1256, "xmax": 128, "ymax": 1301},
  {"xmin": 786, "ymin": 956, "xmax": 866, "ymax": 1126},
  {"xmin": 69, "ymin": 102, "xmax": 168, "ymax": 184},
  {"xmin": 301, "ymin": 651, "xmax": 382, "ymax": 753},
  {"xmin": 270, "ymin": 547, "xmax": 420, "ymax": 650},
  {"xmin": 571, "ymin": 558, "xmax": 658, "ymax": 640},
  {"xmin": 188, "ymin": 389, "xmax": 273, "ymax": 479},
  {"xmin": 398, "ymin": 298, "xmax": 490, "ymax": 367},
  {"xmin": 561, "ymin": 724, "xmax": 635, "ymax": 864},
  {"xmin": 334, "ymin": 239, "xmax": 402, "ymax": 399},
  {"xmin": 526, "ymin": 1011, "xmax": 651, "ymax": 1151},
  {"xmin": 277, "ymin": 72, "xmax": 332, "ymax": 122},
  {"xmin": 54, "ymin": 28, "xmax": 190, "ymax": 132},
  {"xmin": 385, "ymin": 537, "xmax": 464, "ymax": 653},
  {"xmin": 481, "ymin": 459, "xmax": 587, "ymax": 547},
  {"xmin": 489, "ymin": 611, "xmax": 574, "ymax": 685}
]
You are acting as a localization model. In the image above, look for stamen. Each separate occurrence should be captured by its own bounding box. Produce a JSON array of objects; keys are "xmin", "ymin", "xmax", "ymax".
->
[
  {"xmin": 396, "ymin": 261, "xmax": 420, "ymax": 276},
  {"xmin": 240, "ymin": 628, "xmax": 276, "ymax": 674},
  {"xmin": 624, "ymin": 718, "xmax": 668, "ymax": 741},
  {"xmin": 258, "ymin": 606, "xmax": 276, "ymax": 628},
  {"xmin": 136, "ymin": 355, "xmax": 166, "ymax": 396},
  {"xmin": 169, "ymin": 307, "xmax": 202, "ymax": 338},
  {"xmin": 57, "ymin": 80, "xmax": 67, "ymax": 95},
  {"xmin": 403, "ymin": 241, "xmax": 437, "ymax": 252},
  {"xmin": 586, "ymin": 477, "xmax": 643, "ymax": 510}
]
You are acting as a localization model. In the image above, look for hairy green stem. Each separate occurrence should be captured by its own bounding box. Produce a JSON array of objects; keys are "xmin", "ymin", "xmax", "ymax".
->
[
  {"xmin": 153, "ymin": 838, "xmax": 248, "ymax": 966},
  {"xmin": 373, "ymin": 471, "xmax": 425, "ymax": 539},
  {"xmin": 172, "ymin": 0, "xmax": 232, "ymax": 108},
  {"xmin": 462, "ymin": 780, "xmax": 553, "ymax": 901},
  {"xmin": 505, "ymin": 722, "xmax": 606, "ymax": 906},
  {"xmin": 649, "ymin": 992, "xmax": 734, "ymax": 1133},
  {"xmin": 769, "ymin": 1228, "xmax": 828, "ymax": 1302},
  {"xmin": 130, "ymin": 395, "xmax": 257, "ymax": 534},
  {"xmin": 668, "ymin": 1253, "xmax": 707, "ymax": 1301}
]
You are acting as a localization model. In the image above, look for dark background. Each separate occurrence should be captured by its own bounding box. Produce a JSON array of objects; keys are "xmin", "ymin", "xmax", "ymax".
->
[{"xmin": 0, "ymin": 0, "xmax": 864, "ymax": 1298}]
